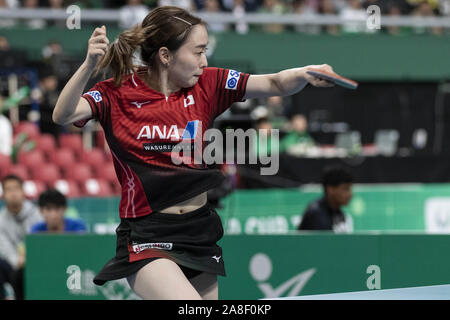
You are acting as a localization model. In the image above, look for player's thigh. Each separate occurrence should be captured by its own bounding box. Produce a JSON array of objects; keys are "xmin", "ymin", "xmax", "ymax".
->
[
  {"xmin": 189, "ymin": 272, "xmax": 218, "ymax": 300},
  {"xmin": 127, "ymin": 258, "xmax": 202, "ymax": 300}
]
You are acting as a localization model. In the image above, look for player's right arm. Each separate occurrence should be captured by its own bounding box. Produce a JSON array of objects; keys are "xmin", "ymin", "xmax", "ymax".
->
[{"xmin": 53, "ymin": 26, "xmax": 109, "ymax": 125}]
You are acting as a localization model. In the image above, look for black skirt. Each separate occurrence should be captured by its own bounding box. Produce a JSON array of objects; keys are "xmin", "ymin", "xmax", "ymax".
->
[{"xmin": 93, "ymin": 203, "xmax": 226, "ymax": 286}]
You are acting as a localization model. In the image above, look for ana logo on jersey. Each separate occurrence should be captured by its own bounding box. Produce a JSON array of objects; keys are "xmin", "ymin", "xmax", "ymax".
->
[
  {"xmin": 225, "ymin": 70, "xmax": 241, "ymax": 90},
  {"xmin": 140, "ymin": 121, "xmax": 200, "ymax": 153},
  {"xmin": 85, "ymin": 90, "xmax": 102, "ymax": 102},
  {"xmin": 137, "ymin": 120, "xmax": 199, "ymax": 141},
  {"xmin": 183, "ymin": 95, "xmax": 194, "ymax": 108}
]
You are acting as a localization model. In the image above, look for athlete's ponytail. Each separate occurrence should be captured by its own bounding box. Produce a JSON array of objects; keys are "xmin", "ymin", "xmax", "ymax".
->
[
  {"xmin": 94, "ymin": 6, "xmax": 206, "ymax": 87},
  {"xmin": 94, "ymin": 24, "xmax": 148, "ymax": 87}
]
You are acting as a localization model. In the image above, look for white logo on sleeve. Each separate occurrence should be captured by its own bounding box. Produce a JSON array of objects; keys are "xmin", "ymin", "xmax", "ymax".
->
[
  {"xmin": 86, "ymin": 91, "xmax": 102, "ymax": 102},
  {"xmin": 183, "ymin": 95, "xmax": 195, "ymax": 108},
  {"xmin": 212, "ymin": 255, "xmax": 221, "ymax": 263},
  {"xmin": 131, "ymin": 101, "xmax": 151, "ymax": 109},
  {"xmin": 225, "ymin": 70, "xmax": 241, "ymax": 90}
]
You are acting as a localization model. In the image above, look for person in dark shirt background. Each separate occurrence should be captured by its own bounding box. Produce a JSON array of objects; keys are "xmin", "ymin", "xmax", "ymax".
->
[
  {"xmin": 31, "ymin": 189, "xmax": 86, "ymax": 233},
  {"xmin": 298, "ymin": 165, "xmax": 354, "ymax": 233}
]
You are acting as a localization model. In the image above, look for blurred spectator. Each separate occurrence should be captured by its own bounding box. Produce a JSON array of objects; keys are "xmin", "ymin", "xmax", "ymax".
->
[
  {"xmin": 0, "ymin": 0, "xmax": 18, "ymax": 28},
  {"xmin": 297, "ymin": 165, "xmax": 354, "ymax": 232},
  {"xmin": 279, "ymin": 113, "xmax": 316, "ymax": 155},
  {"xmin": 258, "ymin": 0, "xmax": 288, "ymax": 33},
  {"xmin": 232, "ymin": 0, "xmax": 249, "ymax": 34},
  {"xmin": 251, "ymin": 104, "xmax": 269, "ymax": 120},
  {"xmin": 42, "ymin": 41, "xmax": 63, "ymax": 62},
  {"xmin": 3, "ymin": 0, "xmax": 18, "ymax": 6},
  {"xmin": 340, "ymin": 0, "xmax": 370, "ymax": 33},
  {"xmin": 41, "ymin": 40, "xmax": 74, "ymax": 85},
  {"xmin": 47, "ymin": 0, "xmax": 68, "ymax": 28},
  {"xmin": 318, "ymin": 0, "xmax": 340, "ymax": 35},
  {"xmin": 252, "ymin": 116, "xmax": 277, "ymax": 158},
  {"xmin": 41, "ymin": 40, "xmax": 63, "ymax": 67},
  {"xmin": 265, "ymin": 95, "xmax": 286, "ymax": 118},
  {"xmin": 0, "ymin": 256, "xmax": 14, "ymax": 300},
  {"xmin": 0, "ymin": 35, "xmax": 9, "ymax": 51},
  {"xmin": 292, "ymin": 0, "xmax": 320, "ymax": 34},
  {"xmin": 385, "ymin": 2, "xmax": 412, "ymax": 35},
  {"xmin": 412, "ymin": 1, "xmax": 442, "ymax": 35},
  {"xmin": 0, "ymin": 96, "xmax": 13, "ymax": 156},
  {"xmin": 362, "ymin": 0, "xmax": 387, "ymax": 11},
  {"xmin": 202, "ymin": 0, "xmax": 229, "ymax": 32},
  {"xmin": 0, "ymin": 174, "xmax": 43, "ymax": 299},
  {"xmin": 48, "ymin": 0, "xmax": 64, "ymax": 9},
  {"xmin": 119, "ymin": 0, "xmax": 150, "ymax": 29},
  {"xmin": 388, "ymin": 0, "xmax": 416, "ymax": 14},
  {"xmin": 0, "ymin": 35, "xmax": 28, "ymax": 68},
  {"xmin": 38, "ymin": 73, "xmax": 62, "ymax": 137},
  {"xmin": 407, "ymin": 0, "xmax": 440, "ymax": 11},
  {"xmin": 31, "ymin": 189, "xmax": 86, "ymax": 233},
  {"xmin": 221, "ymin": 0, "xmax": 256, "ymax": 11},
  {"xmin": 439, "ymin": 0, "xmax": 450, "ymax": 16},
  {"xmin": 158, "ymin": 0, "xmax": 195, "ymax": 11},
  {"xmin": 23, "ymin": 0, "xmax": 47, "ymax": 29},
  {"xmin": 332, "ymin": 0, "xmax": 350, "ymax": 12},
  {"xmin": 193, "ymin": 0, "xmax": 205, "ymax": 10}
]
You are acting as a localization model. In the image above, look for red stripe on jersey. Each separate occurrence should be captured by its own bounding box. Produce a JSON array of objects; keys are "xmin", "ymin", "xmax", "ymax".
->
[
  {"xmin": 111, "ymin": 150, "xmax": 152, "ymax": 218},
  {"xmin": 216, "ymin": 69, "xmax": 226, "ymax": 116}
]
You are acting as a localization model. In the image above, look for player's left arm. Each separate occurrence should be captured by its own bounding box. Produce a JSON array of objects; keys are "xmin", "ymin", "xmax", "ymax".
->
[{"xmin": 243, "ymin": 64, "xmax": 335, "ymax": 100}]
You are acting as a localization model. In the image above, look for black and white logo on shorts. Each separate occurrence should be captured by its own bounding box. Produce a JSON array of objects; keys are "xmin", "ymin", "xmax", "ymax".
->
[{"xmin": 132, "ymin": 242, "xmax": 173, "ymax": 253}]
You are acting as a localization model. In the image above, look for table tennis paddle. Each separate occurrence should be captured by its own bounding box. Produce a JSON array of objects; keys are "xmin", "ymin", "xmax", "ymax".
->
[{"xmin": 306, "ymin": 68, "xmax": 358, "ymax": 90}]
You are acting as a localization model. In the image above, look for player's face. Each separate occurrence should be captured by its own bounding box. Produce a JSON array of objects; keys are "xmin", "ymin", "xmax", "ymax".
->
[
  {"xmin": 169, "ymin": 24, "xmax": 208, "ymax": 88},
  {"xmin": 40, "ymin": 205, "xmax": 66, "ymax": 231},
  {"xmin": 332, "ymin": 183, "xmax": 353, "ymax": 207},
  {"xmin": 2, "ymin": 179, "xmax": 25, "ymax": 209}
]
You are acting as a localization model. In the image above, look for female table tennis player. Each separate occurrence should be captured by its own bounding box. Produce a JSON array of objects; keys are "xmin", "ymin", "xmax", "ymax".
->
[{"xmin": 53, "ymin": 6, "xmax": 336, "ymax": 300}]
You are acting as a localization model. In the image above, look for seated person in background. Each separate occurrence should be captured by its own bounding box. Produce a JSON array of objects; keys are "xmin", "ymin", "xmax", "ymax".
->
[
  {"xmin": 0, "ymin": 257, "xmax": 14, "ymax": 300},
  {"xmin": 31, "ymin": 189, "xmax": 86, "ymax": 233},
  {"xmin": 280, "ymin": 113, "xmax": 315, "ymax": 155},
  {"xmin": 0, "ymin": 174, "xmax": 42, "ymax": 300},
  {"xmin": 298, "ymin": 166, "xmax": 354, "ymax": 233}
]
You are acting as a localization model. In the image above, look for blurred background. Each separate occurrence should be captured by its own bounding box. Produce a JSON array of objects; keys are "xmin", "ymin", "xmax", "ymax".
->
[{"xmin": 0, "ymin": 0, "xmax": 450, "ymax": 300}]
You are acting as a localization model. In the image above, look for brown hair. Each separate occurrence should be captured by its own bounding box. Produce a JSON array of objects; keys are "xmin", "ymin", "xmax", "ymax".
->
[
  {"xmin": 1, "ymin": 174, "xmax": 23, "ymax": 188},
  {"xmin": 95, "ymin": 6, "xmax": 206, "ymax": 86}
]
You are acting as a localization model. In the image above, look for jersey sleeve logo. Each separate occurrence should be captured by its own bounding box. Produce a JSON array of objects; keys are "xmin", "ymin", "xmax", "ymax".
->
[
  {"xmin": 183, "ymin": 95, "xmax": 195, "ymax": 108},
  {"xmin": 85, "ymin": 90, "xmax": 102, "ymax": 102},
  {"xmin": 225, "ymin": 70, "xmax": 241, "ymax": 90}
]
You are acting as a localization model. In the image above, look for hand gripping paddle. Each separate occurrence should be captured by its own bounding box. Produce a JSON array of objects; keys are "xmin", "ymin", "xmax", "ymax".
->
[{"xmin": 306, "ymin": 68, "xmax": 358, "ymax": 90}]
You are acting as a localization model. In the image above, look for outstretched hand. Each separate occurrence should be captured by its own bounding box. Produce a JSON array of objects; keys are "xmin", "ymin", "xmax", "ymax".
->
[
  {"xmin": 303, "ymin": 64, "xmax": 335, "ymax": 87},
  {"xmin": 85, "ymin": 25, "xmax": 110, "ymax": 68}
]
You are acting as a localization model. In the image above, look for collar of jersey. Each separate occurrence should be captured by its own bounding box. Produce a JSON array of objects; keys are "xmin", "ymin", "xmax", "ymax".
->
[{"xmin": 130, "ymin": 68, "xmax": 188, "ymax": 100}]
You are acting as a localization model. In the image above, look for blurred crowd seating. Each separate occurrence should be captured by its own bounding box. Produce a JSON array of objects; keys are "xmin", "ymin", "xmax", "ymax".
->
[
  {"xmin": 0, "ymin": 0, "xmax": 447, "ymax": 16},
  {"xmin": 0, "ymin": 121, "xmax": 120, "ymax": 199},
  {"xmin": 0, "ymin": 1, "xmax": 448, "ymax": 31}
]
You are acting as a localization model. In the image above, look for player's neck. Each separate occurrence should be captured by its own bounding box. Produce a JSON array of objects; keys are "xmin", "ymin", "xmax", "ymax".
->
[
  {"xmin": 7, "ymin": 203, "xmax": 23, "ymax": 215},
  {"xmin": 144, "ymin": 68, "xmax": 180, "ymax": 97}
]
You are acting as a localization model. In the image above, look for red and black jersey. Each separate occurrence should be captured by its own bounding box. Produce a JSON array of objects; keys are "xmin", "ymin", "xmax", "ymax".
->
[{"xmin": 76, "ymin": 67, "xmax": 249, "ymax": 218}]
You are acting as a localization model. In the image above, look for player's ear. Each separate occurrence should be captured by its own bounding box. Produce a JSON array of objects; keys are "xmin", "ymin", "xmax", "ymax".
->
[{"xmin": 158, "ymin": 47, "xmax": 171, "ymax": 67}]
